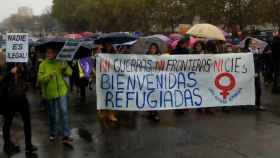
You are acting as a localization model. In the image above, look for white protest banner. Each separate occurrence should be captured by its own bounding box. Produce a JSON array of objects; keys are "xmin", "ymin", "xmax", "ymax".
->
[
  {"xmin": 96, "ymin": 53, "xmax": 255, "ymax": 111},
  {"xmin": 56, "ymin": 40, "xmax": 80, "ymax": 61},
  {"xmin": 6, "ymin": 33, "xmax": 29, "ymax": 63}
]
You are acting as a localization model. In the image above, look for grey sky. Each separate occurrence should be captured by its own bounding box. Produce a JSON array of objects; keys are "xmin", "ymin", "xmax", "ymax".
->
[{"xmin": 0, "ymin": 0, "xmax": 53, "ymax": 22}]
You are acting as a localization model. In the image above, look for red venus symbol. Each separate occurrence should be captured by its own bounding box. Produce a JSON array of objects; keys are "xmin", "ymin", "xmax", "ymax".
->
[{"xmin": 214, "ymin": 72, "xmax": 236, "ymax": 100}]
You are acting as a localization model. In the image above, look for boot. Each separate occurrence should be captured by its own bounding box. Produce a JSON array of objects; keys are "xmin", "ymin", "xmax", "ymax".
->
[
  {"xmin": 25, "ymin": 144, "xmax": 38, "ymax": 153},
  {"xmin": 3, "ymin": 143, "xmax": 20, "ymax": 155}
]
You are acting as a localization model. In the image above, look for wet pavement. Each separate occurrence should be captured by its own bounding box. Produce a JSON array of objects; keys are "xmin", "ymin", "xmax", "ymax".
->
[{"xmin": 1, "ymin": 84, "xmax": 280, "ymax": 158}]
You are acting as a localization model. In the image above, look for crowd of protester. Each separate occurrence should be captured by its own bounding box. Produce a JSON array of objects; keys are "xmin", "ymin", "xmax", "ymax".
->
[{"xmin": 1, "ymin": 30, "xmax": 280, "ymax": 156}]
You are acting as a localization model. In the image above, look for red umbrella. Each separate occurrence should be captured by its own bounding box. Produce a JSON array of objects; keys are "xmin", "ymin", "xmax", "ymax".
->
[
  {"xmin": 81, "ymin": 32, "xmax": 94, "ymax": 38},
  {"xmin": 64, "ymin": 33, "xmax": 83, "ymax": 40}
]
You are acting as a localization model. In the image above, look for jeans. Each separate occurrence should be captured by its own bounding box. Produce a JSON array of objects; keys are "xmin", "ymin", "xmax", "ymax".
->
[{"xmin": 47, "ymin": 96, "xmax": 70, "ymax": 137}]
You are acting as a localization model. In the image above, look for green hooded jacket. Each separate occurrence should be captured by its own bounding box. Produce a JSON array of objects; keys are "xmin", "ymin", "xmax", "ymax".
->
[{"xmin": 38, "ymin": 59, "xmax": 72, "ymax": 100}]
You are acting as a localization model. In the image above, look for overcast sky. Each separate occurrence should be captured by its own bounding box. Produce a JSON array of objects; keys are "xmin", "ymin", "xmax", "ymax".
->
[{"xmin": 0, "ymin": 0, "xmax": 53, "ymax": 22}]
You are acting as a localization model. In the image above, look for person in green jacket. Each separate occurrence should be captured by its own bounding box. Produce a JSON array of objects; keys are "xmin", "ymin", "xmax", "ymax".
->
[{"xmin": 38, "ymin": 48, "xmax": 73, "ymax": 144}]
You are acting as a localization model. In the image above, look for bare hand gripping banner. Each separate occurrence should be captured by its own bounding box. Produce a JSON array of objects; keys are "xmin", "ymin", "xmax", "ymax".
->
[{"xmin": 96, "ymin": 53, "xmax": 255, "ymax": 111}]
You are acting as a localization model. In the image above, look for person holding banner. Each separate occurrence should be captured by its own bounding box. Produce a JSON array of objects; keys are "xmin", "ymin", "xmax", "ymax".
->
[
  {"xmin": 173, "ymin": 39, "xmax": 190, "ymax": 55},
  {"xmin": 206, "ymin": 40, "xmax": 218, "ymax": 54},
  {"xmin": 173, "ymin": 41, "xmax": 191, "ymax": 115},
  {"xmin": 118, "ymin": 45, "xmax": 130, "ymax": 54},
  {"xmin": 88, "ymin": 44, "xmax": 103, "ymax": 90},
  {"xmin": 99, "ymin": 43, "xmax": 118, "ymax": 122},
  {"xmin": 192, "ymin": 41, "xmax": 206, "ymax": 54},
  {"xmin": 102, "ymin": 42, "xmax": 117, "ymax": 54},
  {"xmin": 146, "ymin": 43, "xmax": 161, "ymax": 121},
  {"xmin": 243, "ymin": 38, "xmax": 266, "ymax": 111},
  {"xmin": 164, "ymin": 44, "xmax": 173, "ymax": 55},
  {"xmin": 225, "ymin": 44, "xmax": 233, "ymax": 53},
  {"xmin": 192, "ymin": 41, "xmax": 216, "ymax": 114},
  {"xmin": 37, "ymin": 48, "xmax": 74, "ymax": 143},
  {"xmin": 221, "ymin": 44, "xmax": 235, "ymax": 113}
]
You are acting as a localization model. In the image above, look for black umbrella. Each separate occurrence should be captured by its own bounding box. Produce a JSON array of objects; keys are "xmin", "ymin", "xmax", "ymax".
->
[
  {"xmin": 35, "ymin": 37, "xmax": 66, "ymax": 53},
  {"xmin": 94, "ymin": 32, "xmax": 138, "ymax": 45},
  {"xmin": 35, "ymin": 38, "xmax": 93, "ymax": 60},
  {"xmin": 73, "ymin": 42, "xmax": 93, "ymax": 59}
]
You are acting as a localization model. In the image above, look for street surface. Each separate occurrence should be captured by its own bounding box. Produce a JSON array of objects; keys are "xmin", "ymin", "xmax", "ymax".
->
[{"xmin": 1, "ymin": 84, "xmax": 280, "ymax": 158}]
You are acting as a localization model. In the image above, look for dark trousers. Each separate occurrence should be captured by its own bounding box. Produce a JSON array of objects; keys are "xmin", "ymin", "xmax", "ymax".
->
[
  {"xmin": 263, "ymin": 54, "xmax": 273, "ymax": 83},
  {"xmin": 2, "ymin": 102, "xmax": 32, "ymax": 146},
  {"xmin": 79, "ymin": 78, "xmax": 89, "ymax": 97},
  {"xmin": 273, "ymin": 58, "xmax": 280, "ymax": 90},
  {"xmin": 255, "ymin": 76, "xmax": 262, "ymax": 107},
  {"xmin": 80, "ymin": 86, "xmax": 86, "ymax": 97}
]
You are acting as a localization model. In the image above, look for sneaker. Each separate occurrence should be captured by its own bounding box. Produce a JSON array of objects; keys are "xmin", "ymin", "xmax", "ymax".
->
[
  {"xmin": 62, "ymin": 137, "xmax": 74, "ymax": 144},
  {"xmin": 26, "ymin": 144, "xmax": 38, "ymax": 153},
  {"xmin": 49, "ymin": 135, "xmax": 56, "ymax": 141},
  {"xmin": 152, "ymin": 115, "xmax": 160, "ymax": 122},
  {"xmin": 256, "ymin": 106, "xmax": 267, "ymax": 111}
]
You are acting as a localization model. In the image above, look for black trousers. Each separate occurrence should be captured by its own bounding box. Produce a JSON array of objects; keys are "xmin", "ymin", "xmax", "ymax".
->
[
  {"xmin": 263, "ymin": 54, "xmax": 273, "ymax": 82},
  {"xmin": 273, "ymin": 58, "xmax": 280, "ymax": 89},
  {"xmin": 2, "ymin": 99, "xmax": 32, "ymax": 146},
  {"xmin": 255, "ymin": 76, "xmax": 262, "ymax": 107},
  {"xmin": 79, "ymin": 78, "xmax": 89, "ymax": 97}
]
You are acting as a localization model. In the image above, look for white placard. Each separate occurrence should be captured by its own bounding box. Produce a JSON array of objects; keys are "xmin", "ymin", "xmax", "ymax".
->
[
  {"xmin": 96, "ymin": 53, "xmax": 255, "ymax": 111},
  {"xmin": 57, "ymin": 40, "xmax": 80, "ymax": 61},
  {"xmin": 6, "ymin": 33, "xmax": 29, "ymax": 63}
]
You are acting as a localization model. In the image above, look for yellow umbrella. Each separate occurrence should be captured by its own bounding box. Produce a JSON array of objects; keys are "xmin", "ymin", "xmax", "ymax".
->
[{"xmin": 187, "ymin": 23, "xmax": 226, "ymax": 41}]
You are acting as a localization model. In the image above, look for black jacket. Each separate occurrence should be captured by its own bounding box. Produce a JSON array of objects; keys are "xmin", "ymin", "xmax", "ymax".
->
[
  {"xmin": 173, "ymin": 47, "xmax": 189, "ymax": 55},
  {"xmin": 272, "ymin": 36, "xmax": 280, "ymax": 59},
  {"xmin": 1, "ymin": 63, "xmax": 29, "ymax": 107},
  {"xmin": 242, "ymin": 48, "xmax": 262, "ymax": 74}
]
